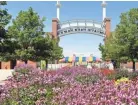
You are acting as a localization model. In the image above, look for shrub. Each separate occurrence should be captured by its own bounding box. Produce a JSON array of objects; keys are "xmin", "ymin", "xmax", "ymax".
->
[
  {"xmin": 115, "ymin": 77, "xmax": 130, "ymax": 85},
  {"xmin": 128, "ymin": 71, "xmax": 138, "ymax": 80},
  {"xmin": 1, "ymin": 65, "xmax": 138, "ymax": 105},
  {"xmin": 114, "ymin": 70, "xmax": 129, "ymax": 80},
  {"xmin": 75, "ymin": 74, "xmax": 100, "ymax": 84},
  {"xmin": 106, "ymin": 70, "xmax": 129, "ymax": 80},
  {"xmin": 106, "ymin": 73, "xmax": 116, "ymax": 80},
  {"xmin": 101, "ymin": 69, "xmax": 115, "ymax": 76},
  {"xmin": 106, "ymin": 69, "xmax": 138, "ymax": 81}
]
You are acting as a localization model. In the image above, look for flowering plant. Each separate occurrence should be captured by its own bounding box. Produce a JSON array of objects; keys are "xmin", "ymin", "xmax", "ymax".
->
[
  {"xmin": 101, "ymin": 69, "xmax": 115, "ymax": 76},
  {"xmin": 0, "ymin": 65, "xmax": 138, "ymax": 104},
  {"xmin": 115, "ymin": 77, "xmax": 130, "ymax": 85}
]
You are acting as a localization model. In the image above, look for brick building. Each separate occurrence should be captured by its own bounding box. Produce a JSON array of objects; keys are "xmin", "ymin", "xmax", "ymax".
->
[{"xmin": 0, "ymin": 60, "xmax": 37, "ymax": 69}]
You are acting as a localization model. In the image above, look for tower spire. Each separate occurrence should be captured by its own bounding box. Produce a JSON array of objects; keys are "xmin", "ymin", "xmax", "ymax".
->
[
  {"xmin": 101, "ymin": 1, "xmax": 107, "ymax": 21},
  {"xmin": 56, "ymin": 1, "xmax": 61, "ymax": 20}
]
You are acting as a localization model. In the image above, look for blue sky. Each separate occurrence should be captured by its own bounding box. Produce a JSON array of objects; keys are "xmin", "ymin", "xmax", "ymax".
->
[{"xmin": 4, "ymin": 1, "xmax": 138, "ymax": 58}]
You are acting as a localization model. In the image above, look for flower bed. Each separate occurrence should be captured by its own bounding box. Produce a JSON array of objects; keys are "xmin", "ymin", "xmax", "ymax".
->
[
  {"xmin": 0, "ymin": 64, "xmax": 138, "ymax": 104},
  {"xmin": 101, "ymin": 69, "xmax": 115, "ymax": 76}
]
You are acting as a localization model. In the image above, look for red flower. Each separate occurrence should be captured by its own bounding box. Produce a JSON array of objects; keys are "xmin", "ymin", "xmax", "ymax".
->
[{"xmin": 101, "ymin": 69, "xmax": 115, "ymax": 76}]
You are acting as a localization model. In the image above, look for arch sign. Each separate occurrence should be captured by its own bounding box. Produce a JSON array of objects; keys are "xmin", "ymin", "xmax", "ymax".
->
[
  {"xmin": 57, "ymin": 19, "xmax": 105, "ymax": 37},
  {"xmin": 51, "ymin": 1, "xmax": 111, "ymax": 39}
]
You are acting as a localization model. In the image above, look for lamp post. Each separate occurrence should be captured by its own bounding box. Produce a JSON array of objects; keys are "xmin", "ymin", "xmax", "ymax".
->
[
  {"xmin": 73, "ymin": 54, "xmax": 76, "ymax": 66},
  {"xmin": 90, "ymin": 54, "xmax": 93, "ymax": 66}
]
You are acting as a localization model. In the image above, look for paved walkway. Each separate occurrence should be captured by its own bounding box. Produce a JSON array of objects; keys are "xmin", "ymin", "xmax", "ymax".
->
[{"xmin": 0, "ymin": 70, "xmax": 13, "ymax": 83}]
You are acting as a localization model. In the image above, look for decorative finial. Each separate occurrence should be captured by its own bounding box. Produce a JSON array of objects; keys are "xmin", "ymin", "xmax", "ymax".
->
[
  {"xmin": 56, "ymin": 1, "xmax": 61, "ymax": 20},
  {"xmin": 101, "ymin": 1, "xmax": 107, "ymax": 7},
  {"xmin": 101, "ymin": 1, "xmax": 107, "ymax": 21}
]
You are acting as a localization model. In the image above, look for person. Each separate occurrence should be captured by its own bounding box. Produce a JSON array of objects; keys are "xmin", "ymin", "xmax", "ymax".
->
[
  {"xmin": 100, "ymin": 61, "xmax": 104, "ymax": 68},
  {"xmin": 111, "ymin": 60, "xmax": 117, "ymax": 69},
  {"xmin": 87, "ymin": 63, "xmax": 92, "ymax": 69},
  {"xmin": 108, "ymin": 61, "xmax": 114, "ymax": 70}
]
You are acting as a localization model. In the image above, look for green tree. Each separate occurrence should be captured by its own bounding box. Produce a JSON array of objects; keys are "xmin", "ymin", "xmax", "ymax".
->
[
  {"xmin": 99, "ymin": 32, "xmax": 116, "ymax": 61},
  {"xmin": 99, "ymin": 43, "xmax": 106, "ymax": 61},
  {"xmin": 32, "ymin": 33, "xmax": 63, "ymax": 69},
  {"xmin": 99, "ymin": 8, "xmax": 138, "ymax": 71},
  {"xmin": 32, "ymin": 33, "xmax": 54, "ymax": 61},
  {"xmin": 0, "ymin": 1, "xmax": 12, "ymax": 61},
  {"xmin": 0, "ymin": 1, "xmax": 11, "ymax": 38},
  {"xmin": 115, "ymin": 8, "xmax": 138, "ymax": 71},
  {"xmin": 8, "ymin": 7, "xmax": 45, "ymax": 63},
  {"xmin": 5, "ymin": 6, "xmax": 63, "ymax": 69},
  {"xmin": 50, "ymin": 37, "xmax": 63, "ymax": 62}
]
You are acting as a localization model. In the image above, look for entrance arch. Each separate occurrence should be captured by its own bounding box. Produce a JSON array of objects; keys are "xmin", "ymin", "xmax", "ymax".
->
[
  {"xmin": 58, "ymin": 19, "xmax": 105, "ymax": 37},
  {"xmin": 52, "ymin": 18, "xmax": 111, "ymax": 39},
  {"xmin": 51, "ymin": 1, "xmax": 111, "ymax": 39}
]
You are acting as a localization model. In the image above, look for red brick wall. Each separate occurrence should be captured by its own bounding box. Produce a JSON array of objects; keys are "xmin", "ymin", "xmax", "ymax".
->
[
  {"xmin": 105, "ymin": 18, "xmax": 111, "ymax": 38},
  {"xmin": 27, "ymin": 60, "xmax": 37, "ymax": 68},
  {"xmin": 16, "ymin": 60, "xmax": 25, "ymax": 66},
  {"xmin": 52, "ymin": 18, "xmax": 59, "ymax": 38},
  {"xmin": 1, "ymin": 61, "xmax": 138, "ymax": 70},
  {"xmin": 16, "ymin": 60, "xmax": 37, "ymax": 68},
  {"xmin": 1, "ymin": 61, "xmax": 11, "ymax": 69},
  {"xmin": 0, "ymin": 60, "xmax": 37, "ymax": 69},
  {"xmin": 121, "ymin": 62, "xmax": 138, "ymax": 69},
  {"xmin": 0, "ymin": 62, "xmax": 1, "ymax": 69}
]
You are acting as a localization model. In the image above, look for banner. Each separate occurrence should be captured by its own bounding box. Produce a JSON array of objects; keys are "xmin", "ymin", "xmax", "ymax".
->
[{"xmin": 40, "ymin": 60, "xmax": 46, "ymax": 69}]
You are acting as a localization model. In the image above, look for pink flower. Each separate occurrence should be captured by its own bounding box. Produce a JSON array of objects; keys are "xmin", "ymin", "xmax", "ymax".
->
[{"xmin": 38, "ymin": 88, "xmax": 47, "ymax": 94}]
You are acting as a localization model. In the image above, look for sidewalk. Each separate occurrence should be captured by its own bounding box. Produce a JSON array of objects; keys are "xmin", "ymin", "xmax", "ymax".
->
[{"xmin": 0, "ymin": 70, "xmax": 13, "ymax": 83}]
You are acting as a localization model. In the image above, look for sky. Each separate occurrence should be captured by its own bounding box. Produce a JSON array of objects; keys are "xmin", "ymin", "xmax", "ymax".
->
[{"xmin": 4, "ymin": 1, "xmax": 138, "ymax": 58}]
